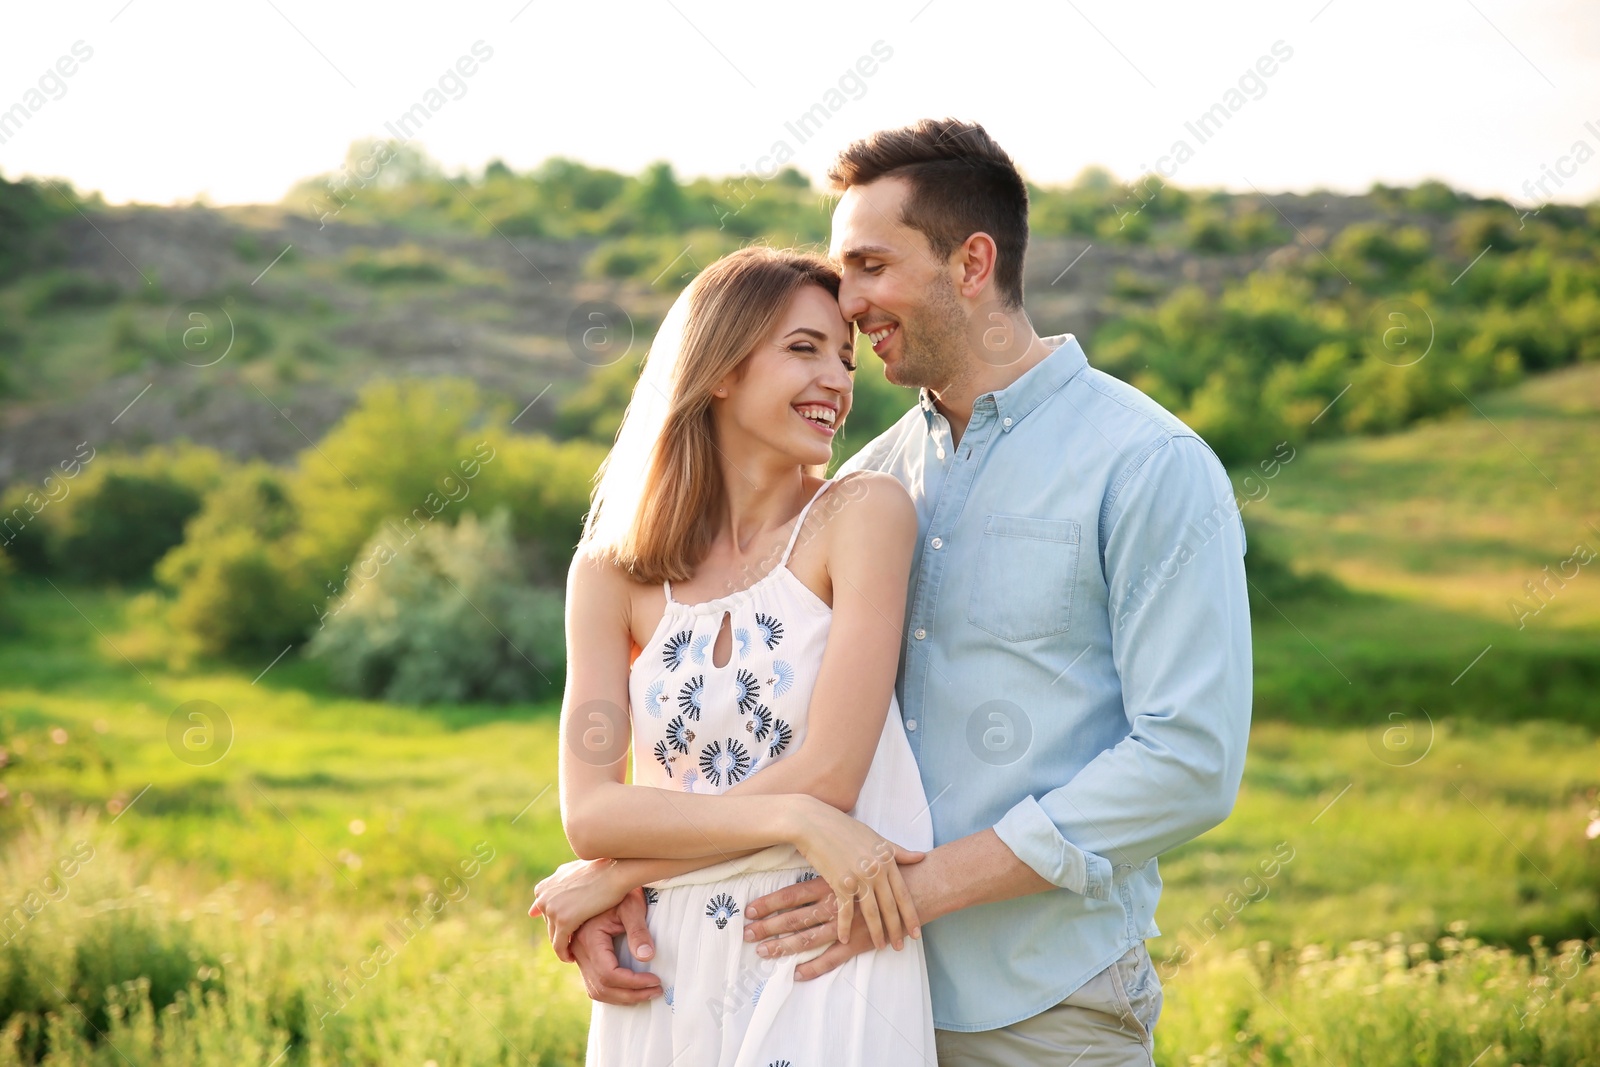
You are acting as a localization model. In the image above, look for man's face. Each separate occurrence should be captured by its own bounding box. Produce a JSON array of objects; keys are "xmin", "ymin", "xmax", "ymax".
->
[{"xmin": 829, "ymin": 177, "xmax": 970, "ymax": 392}]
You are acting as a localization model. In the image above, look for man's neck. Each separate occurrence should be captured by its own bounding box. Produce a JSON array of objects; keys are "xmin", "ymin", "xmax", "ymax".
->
[{"xmin": 931, "ymin": 330, "xmax": 1059, "ymax": 448}]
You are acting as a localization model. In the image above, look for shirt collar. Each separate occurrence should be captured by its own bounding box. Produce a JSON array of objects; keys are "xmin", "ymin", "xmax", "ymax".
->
[{"xmin": 918, "ymin": 333, "xmax": 1087, "ymax": 430}]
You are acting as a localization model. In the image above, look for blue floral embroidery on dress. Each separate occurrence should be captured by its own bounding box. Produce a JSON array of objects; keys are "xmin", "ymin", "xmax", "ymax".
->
[
  {"xmin": 705, "ymin": 892, "xmax": 740, "ymax": 929},
  {"xmin": 644, "ymin": 679, "xmax": 668, "ymax": 718},
  {"xmin": 751, "ymin": 977, "xmax": 767, "ymax": 1005},
  {"xmin": 643, "ymin": 886, "xmax": 660, "ymax": 906},
  {"xmin": 677, "ymin": 674, "xmax": 705, "ymax": 719},
  {"xmin": 698, "ymin": 738, "xmax": 753, "ymax": 787},
  {"xmin": 769, "ymin": 659, "xmax": 795, "ymax": 697},
  {"xmin": 681, "ymin": 767, "xmax": 699, "ymax": 792},
  {"xmin": 733, "ymin": 627, "xmax": 752, "ymax": 659},
  {"xmin": 746, "ymin": 704, "xmax": 773, "ymax": 741},
  {"xmin": 767, "ymin": 1060, "xmax": 792, "ymax": 1067},
  {"xmin": 666, "ymin": 715, "xmax": 696, "ymax": 754},
  {"xmin": 662, "ymin": 630, "xmax": 693, "ymax": 671},
  {"xmin": 755, "ymin": 612, "xmax": 785, "ymax": 651},
  {"xmin": 689, "ymin": 632, "xmax": 712, "ymax": 665},
  {"xmin": 794, "ymin": 871, "xmax": 818, "ymax": 884},
  {"xmin": 664, "ymin": 984, "xmax": 675, "ymax": 1012},
  {"xmin": 733, "ymin": 669, "xmax": 761, "ymax": 714},
  {"xmin": 767, "ymin": 719, "xmax": 792, "ymax": 759}
]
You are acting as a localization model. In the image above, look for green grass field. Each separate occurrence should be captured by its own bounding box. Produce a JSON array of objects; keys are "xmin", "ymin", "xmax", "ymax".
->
[{"xmin": 1, "ymin": 366, "xmax": 1597, "ymax": 1065}]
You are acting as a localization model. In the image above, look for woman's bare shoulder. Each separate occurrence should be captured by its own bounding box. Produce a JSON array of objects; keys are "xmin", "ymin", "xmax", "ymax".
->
[
  {"xmin": 567, "ymin": 544, "xmax": 643, "ymax": 605},
  {"xmin": 823, "ymin": 470, "xmax": 916, "ymax": 544},
  {"xmin": 831, "ymin": 470, "xmax": 914, "ymax": 518}
]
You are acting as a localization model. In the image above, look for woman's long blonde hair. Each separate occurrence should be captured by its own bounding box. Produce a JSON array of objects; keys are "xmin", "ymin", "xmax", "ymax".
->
[{"xmin": 579, "ymin": 246, "xmax": 846, "ymax": 584}]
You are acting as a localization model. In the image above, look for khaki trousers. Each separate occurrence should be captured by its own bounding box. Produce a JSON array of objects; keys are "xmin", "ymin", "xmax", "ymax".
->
[{"xmin": 934, "ymin": 943, "xmax": 1162, "ymax": 1067}]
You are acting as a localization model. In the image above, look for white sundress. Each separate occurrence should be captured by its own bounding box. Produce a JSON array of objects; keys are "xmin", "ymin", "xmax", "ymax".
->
[{"xmin": 586, "ymin": 476, "xmax": 937, "ymax": 1067}]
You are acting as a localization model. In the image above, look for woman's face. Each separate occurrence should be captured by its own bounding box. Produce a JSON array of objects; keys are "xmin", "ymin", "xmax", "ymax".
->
[{"xmin": 715, "ymin": 283, "xmax": 856, "ymax": 469}]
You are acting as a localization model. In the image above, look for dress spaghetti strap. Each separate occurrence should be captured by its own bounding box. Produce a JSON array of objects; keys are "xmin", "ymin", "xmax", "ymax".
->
[{"xmin": 777, "ymin": 477, "xmax": 834, "ymax": 568}]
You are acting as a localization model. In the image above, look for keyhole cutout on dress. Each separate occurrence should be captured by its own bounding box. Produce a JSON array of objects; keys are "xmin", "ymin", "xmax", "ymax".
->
[{"xmin": 711, "ymin": 610, "xmax": 734, "ymax": 669}]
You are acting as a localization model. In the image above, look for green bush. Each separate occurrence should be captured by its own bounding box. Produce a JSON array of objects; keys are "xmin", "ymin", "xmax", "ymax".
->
[
  {"xmin": 287, "ymin": 378, "xmax": 506, "ymax": 582},
  {"xmin": 1230, "ymin": 208, "xmax": 1289, "ymax": 250},
  {"xmin": 1183, "ymin": 206, "xmax": 1235, "ymax": 253},
  {"xmin": 584, "ymin": 229, "xmax": 743, "ymax": 288},
  {"xmin": 340, "ymin": 243, "xmax": 450, "ymax": 285},
  {"xmin": 153, "ymin": 379, "xmax": 604, "ymax": 657},
  {"xmin": 0, "ymin": 322, "xmax": 20, "ymax": 398},
  {"xmin": 1111, "ymin": 269, "xmax": 1164, "ymax": 300},
  {"xmin": 155, "ymin": 464, "xmax": 314, "ymax": 658},
  {"xmin": 0, "ymin": 174, "xmax": 72, "ymax": 285},
  {"xmin": 229, "ymin": 313, "xmax": 277, "ymax": 362},
  {"xmin": 469, "ymin": 432, "xmax": 606, "ymax": 581},
  {"xmin": 25, "ymin": 270, "xmax": 120, "ymax": 315},
  {"xmin": 307, "ymin": 509, "xmax": 564, "ymax": 704},
  {"xmin": 53, "ymin": 474, "xmax": 202, "ymax": 584},
  {"xmin": 1403, "ymin": 177, "xmax": 1461, "ymax": 214},
  {"xmin": 553, "ymin": 356, "xmax": 640, "ymax": 443},
  {"xmin": 0, "ymin": 545, "xmax": 16, "ymax": 637},
  {"xmin": 1330, "ymin": 222, "xmax": 1432, "ymax": 287},
  {"xmin": 107, "ymin": 308, "xmax": 167, "ymax": 371},
  {"xmin": 0, "ymin": 443, "xmax": 227, "ymax": 584}
]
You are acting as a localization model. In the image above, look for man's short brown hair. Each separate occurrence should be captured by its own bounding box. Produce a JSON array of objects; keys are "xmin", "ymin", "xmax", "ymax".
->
[{"xmin": 828, "ymin": 118, "xmax": 1029, "ymax": 309}]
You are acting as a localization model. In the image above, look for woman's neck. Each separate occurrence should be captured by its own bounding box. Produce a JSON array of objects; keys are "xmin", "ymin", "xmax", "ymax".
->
[{"xmin": 716, "ymin": 464, "xmax": 815, "ymax": 555}]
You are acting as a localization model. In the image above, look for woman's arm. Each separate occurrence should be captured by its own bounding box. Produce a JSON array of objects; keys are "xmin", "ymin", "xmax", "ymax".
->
[
  {"xmin": 560, "ymin": 472, "xmax": 919, "ymax": 863},
  {"xmin": 547, "ymin": 475, "xmax": 923, "ymax": 954},
  {"xmin": 559, "ymin": 544, "xmax": 811, "ymax": 861}
]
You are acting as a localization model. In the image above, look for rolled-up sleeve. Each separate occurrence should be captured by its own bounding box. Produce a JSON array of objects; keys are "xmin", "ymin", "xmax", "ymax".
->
[{"xmin": 992, "ymin": 434, "xmax": 1253, "ymax": 893}]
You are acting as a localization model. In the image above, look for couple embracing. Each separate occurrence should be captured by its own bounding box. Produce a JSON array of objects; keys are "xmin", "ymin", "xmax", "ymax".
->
[{"xmin": 530, "ymin": 119, "xmax": 1252, "ymax": 1066}]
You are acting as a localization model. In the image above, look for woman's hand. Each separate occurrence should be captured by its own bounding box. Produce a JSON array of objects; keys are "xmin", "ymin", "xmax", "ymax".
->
[
  {"xmin": 530, "ymin": 858, "xmax": 631, "ymax": 962},
  {"xmin": 786, "ymin": 796, "xmax": 924, "ymax": 952}
]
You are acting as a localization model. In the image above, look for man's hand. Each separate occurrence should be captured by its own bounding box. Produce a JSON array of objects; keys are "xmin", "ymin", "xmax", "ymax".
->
[
  {"xmin": 530, "ymin": 857, "xmax": 631, "ymax": 962},
  {"xmin": 568, "ymin": 890, "xmax": 662, "ymax": 1005},
  {"xmin": 742, "ymin": 876, "xmax": 872, "ymax": 980}
]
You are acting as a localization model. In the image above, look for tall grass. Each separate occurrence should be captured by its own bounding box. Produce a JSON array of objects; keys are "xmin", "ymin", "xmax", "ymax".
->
[
  {"xmin": 1158, "ymin": 932, "xmax": 1600, "ymax": 1066},
  {"xmin": 0, "ymin": 814, "xmax": 589, "ymax": 1066}
]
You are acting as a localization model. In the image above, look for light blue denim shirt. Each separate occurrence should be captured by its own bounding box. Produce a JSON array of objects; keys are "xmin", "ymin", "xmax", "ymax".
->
[{"xmin": 835, "ymin": 333, "xmax": 1252, "ymax": 1032}]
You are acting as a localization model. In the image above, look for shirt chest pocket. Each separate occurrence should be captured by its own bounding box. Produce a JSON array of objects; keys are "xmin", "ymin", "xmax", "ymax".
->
[{"xmin": 965, "ymin": 513, "xmax": 1081, "ymax": 642}]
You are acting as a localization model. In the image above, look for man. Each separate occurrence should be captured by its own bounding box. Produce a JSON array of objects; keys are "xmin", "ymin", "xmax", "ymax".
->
[{"xmin": 566, "ymin": 118, "xmax": 1252, "ymax": 1066}]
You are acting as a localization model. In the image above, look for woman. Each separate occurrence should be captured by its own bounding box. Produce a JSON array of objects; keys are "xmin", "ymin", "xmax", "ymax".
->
[{"xmin": 531, "ymin": 246, "xmax": 936, "ymax": 1065}]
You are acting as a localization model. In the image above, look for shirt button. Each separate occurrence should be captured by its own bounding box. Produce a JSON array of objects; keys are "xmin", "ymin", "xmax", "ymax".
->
[
  {"xmin": 930, "ymin": 536, "xmax": 943, "ymax": 550},
  {"xmin": 905, "ymin": 719, "xmax": 917, "ymax": 732},
  {"xmin": 1002, "ymin": 417, "xmax": 1013, "ymax": 430},
  {"xmin": 914, "ymin": 627, "xmax": 926, "ymax": 640}
]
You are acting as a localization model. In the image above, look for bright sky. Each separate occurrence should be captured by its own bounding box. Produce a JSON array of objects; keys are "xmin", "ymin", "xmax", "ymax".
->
[{"xmin": 3, "ymin": 0, "xmax": 1597, "ymax": 208}]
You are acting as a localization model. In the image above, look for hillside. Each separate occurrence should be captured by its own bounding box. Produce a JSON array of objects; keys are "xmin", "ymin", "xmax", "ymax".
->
[
  {"xmin": 1236, "ymin": 361, "xmax": 1599, "ymax": 740},
  {"xmin": 0, "ymin": 203, "xmax": 659, "ymax": 485},
  {"xmin": 1250, "ymin": 361, "xmax": 1600, "ymax": 630},
  {"xmin": 5, "ymin": 158, "xmax": 1590, "ymax": 490}
]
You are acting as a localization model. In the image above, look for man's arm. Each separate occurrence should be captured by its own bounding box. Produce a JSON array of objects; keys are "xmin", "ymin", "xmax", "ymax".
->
[
  {"xmin": 986, "ymin": 434, "xmax": 1252, "ymax": 894},
  {"xmin": 738, "ymin": 828, "xmax": 1047, "ymax": 975}
]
